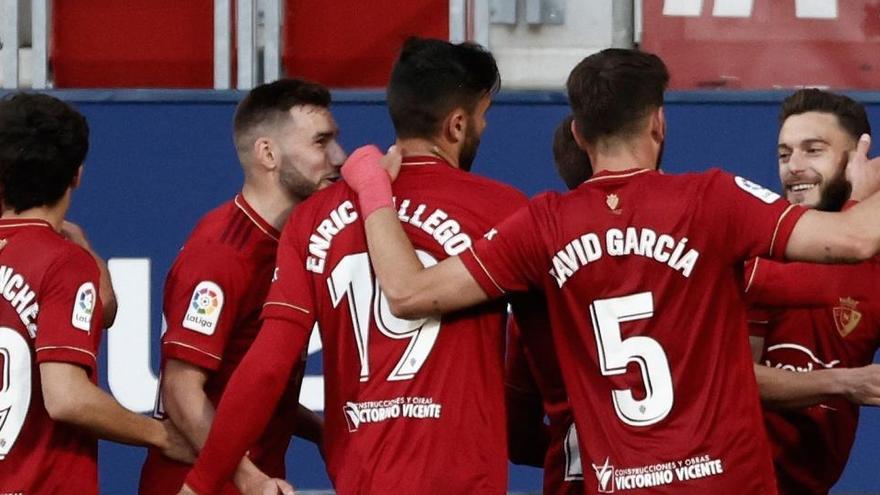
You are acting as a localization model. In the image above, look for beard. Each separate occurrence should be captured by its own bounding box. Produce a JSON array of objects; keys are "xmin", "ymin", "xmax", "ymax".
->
[
  {"xmin": 815, "ymin": 152, "xmax": 852, "ymax": 212},
  {"xmin": 279, "ymin": 154, "xmax": 319, "ymax": 202},
  {"xmin": 458, "ymin": 118, "xmax": 481, "ymax": 172}
]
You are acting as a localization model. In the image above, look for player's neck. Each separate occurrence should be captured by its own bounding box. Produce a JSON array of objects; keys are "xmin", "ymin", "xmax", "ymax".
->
[
  {"xmin": 395, "ymin": 138, "xmax": 460, "ymax": 169},
  {"xmin": 240, "ymin": 182, "xmax": 293, "ymax": 231},
  {"xmin": 1, "ymin": 203, "xmax": 67, "ymax": 231},
  {"xmin": 590, "ymin": 137, "xmax": 659, "ymax": 175}
]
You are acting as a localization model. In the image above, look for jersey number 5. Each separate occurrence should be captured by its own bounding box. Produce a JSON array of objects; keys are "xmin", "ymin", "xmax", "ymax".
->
[
  {"xmin": 329, "ymin": 251, "xmax": 441, "ymax": 382},
  {"xmin": 0, "ymin": 327, "xmax": 32, "ymax": 459},
  {"xmin": 590, "ymin": 292, "xmax": 673, "ymax": 426}
]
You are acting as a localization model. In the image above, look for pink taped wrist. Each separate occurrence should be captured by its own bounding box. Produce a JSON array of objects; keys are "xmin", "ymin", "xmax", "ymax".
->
[
  {"xmin": 357, "ymin": 173, "xmax": 393, "ymax": 219},
  {"xmin": 341, "ymin": 145, "xmax": 395, "ymax": 218}
]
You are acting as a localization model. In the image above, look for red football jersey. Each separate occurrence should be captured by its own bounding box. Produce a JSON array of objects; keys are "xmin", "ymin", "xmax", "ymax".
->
[
  {"xmin": 460, "ymin": 168, "xmax": 806, "ymax": 494},
  {"xmin": 0, "ymin": 219, "xmax": 104, "ymax": 494},
  {"xmin": 506, "ymin": 303, "xmax": 583, "ymax": 495},
  {"xmin": 140, "ymin": 195, "xmax": 304, "ymax": 494},
  {"xmin": 261, "ymin": 157, "xmax": 527, "ymax": 494},
  {"xmin": 746, "ymin": 257, "xmax": 880, "ymax": 495}
]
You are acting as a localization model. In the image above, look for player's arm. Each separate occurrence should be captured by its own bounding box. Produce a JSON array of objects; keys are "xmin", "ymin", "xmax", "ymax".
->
[
  {"xmin": 293, "ymin": 403, "xmax": 323, "ymax": 446},
  {"xmin": 60, "ymin": 221, "xmax": 117, "ymax": 327},
  {"xmin": 505, "ymin": 317, "xmax": 549, "ymax": 466},
  {"xmin": 342, "ymin": 146, "xmax": 491, "ymax": 318},
  {"xmin": 363, "ymin": 208, "xmax": 489, "ymax": 318},
  {"xmin": 751, "ymin": 324, "xmax": 880, "ymax": 408},
  {"xmin": 162, "ymin": 358, "xmax": 269, "ymax": 482},
  {"xmin": 40, "ymin": 362, "xmax": 194, "ymax": 462},
  {"xmin": 748, "ymin": 317, "xmax": 836, "ymax": 408},
  {"xmin": 183, "ymin": 317, "xmax": 310, "ymax": 494},
  {"xmin": 754, "ymin": 362, "xmax": 880, "ymax": 409}
]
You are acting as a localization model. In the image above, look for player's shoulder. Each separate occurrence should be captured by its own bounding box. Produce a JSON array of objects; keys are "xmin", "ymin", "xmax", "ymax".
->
[
  {"xmin": 455, "ymin": 168, "xmax": 529, "ymax": 204},
  {"xmin": 526, "ymin": 189, "xmax": 565, "ymax": 210},
  {"xmin": 183, "ymin": 198, "xmax": 240, "ymax": 244},
  {"xmin": 38, "ymin": 234, "xmax": 100, "ymax": 280}
]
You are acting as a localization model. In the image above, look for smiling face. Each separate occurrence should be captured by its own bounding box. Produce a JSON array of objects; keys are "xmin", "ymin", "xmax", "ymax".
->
[{"xmin": 777, "ymin": 111, "xmax": 855, "ymax": 211}]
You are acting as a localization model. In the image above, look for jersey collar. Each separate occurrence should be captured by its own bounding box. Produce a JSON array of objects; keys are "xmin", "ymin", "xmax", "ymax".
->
[
  {"xmin": 234, "ymin": 194, "xmax": 281, "ymax": 241},
  {"xmin": 402, "ymin": 155, "xmax": 451, "ymax": 167},
  {"xmin": 0, "ymin": 218, "xmax": 54, "ymax": 230},
  {"xmin": 586, "ymin": 168, "xmax": 653, "ymax": 184}
]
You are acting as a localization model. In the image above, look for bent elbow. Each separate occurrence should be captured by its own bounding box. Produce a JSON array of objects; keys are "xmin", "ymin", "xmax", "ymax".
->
[
  {"xmin": 44, "ymin": 390, "xmax": 81, "ymax": 423},
  {"xmin": 854, "ymin": 235, "xmax": 878, "ymax": 262},
  {"xmin": 384, "ymin": 293, "xmax": 430, "ymax": 320}
]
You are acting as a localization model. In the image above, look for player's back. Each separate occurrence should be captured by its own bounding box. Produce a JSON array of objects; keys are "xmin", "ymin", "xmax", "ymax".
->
[
  {"xmin": 0, "ymin": 219, "xmax": 103, "ymax": 494},
  {"xmin": 501, "ymin": 168, "xmax": 803, "ymax": 494},
  {"xmin": 290, "ymin": 157, "xmax": 526, "ymax": 494}
]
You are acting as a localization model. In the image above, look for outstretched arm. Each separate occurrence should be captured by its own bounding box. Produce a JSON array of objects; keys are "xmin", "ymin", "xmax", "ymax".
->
[
  {"xmin": 183, "ymin": 318, "xmax": 309, "ymax": 494},
  {"xmin": 41, "ymin": 362, "xmax": 195, "ymax": 463}
]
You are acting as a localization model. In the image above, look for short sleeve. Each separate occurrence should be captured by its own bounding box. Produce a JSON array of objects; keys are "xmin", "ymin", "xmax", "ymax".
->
[
  {"xmin": 260, "ymin": 214, "xmax": 316, "ymax": 332},
  {"xmin": 745, "ymin": 257, "xmax": 868, "ymax": 308},
  {"xmin": 35, "ymin": 248, "xmax": 103, "ymax": 373},
  {"xmin": 161, "ymin": 242, "xmax": 247, "ymax": 371},
  {"xmin": 460, "ymin": 200, "xmax": 550, "ymax": 298},
  {"xmin": 704, "ymin": 171, "xmax": 807, "ymax": 263}
]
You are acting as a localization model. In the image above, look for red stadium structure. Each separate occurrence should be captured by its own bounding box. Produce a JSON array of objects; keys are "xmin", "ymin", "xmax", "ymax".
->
[{"xmin": 641, "ymin": 0, "xmax": 880, "ymax": 89}]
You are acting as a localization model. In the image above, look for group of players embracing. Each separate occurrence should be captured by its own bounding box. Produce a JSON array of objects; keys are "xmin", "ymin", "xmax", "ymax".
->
[{"xmin": 2, "ymin": 36, "xmax": 879, "ymax": 495}]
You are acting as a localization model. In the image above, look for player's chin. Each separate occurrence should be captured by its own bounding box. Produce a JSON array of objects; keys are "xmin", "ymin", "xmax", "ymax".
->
[{"xmin": 785, "ymin": 188, "xmax": 820, "ymax": 207}]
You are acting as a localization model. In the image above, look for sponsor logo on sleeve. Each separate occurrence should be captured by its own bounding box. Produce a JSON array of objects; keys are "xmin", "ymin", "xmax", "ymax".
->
[
  {"xmin": 71, "ymin": 282, "xmax": 96, "ymax": 332},
  {"xmin": 734, "ymin": 176, "xmax": 781, "ymax": 204},
  {"xmin": 182, "ymin": 281, "xmax": 224, "ymax": 335}
]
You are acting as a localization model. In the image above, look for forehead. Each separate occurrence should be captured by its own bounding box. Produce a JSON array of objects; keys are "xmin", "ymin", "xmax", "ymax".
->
[
  {"xmin": 284, "ymin": 104, "xmax": 337, "ymax": 135},
  {"xmin": 778, "ymin": 111, "xmax": 849, "ymax": 145}
]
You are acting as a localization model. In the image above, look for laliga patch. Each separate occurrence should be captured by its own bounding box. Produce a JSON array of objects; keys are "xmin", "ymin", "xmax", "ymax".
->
[
  {"xmin": 735, "ymin": 176, "xmax": 781, "ymax": 204},
  {"xmin": 182, "ymin": 281, "xmax": 224, "ymax": 335},
  {"xmin": 71, "ymin": 282, "xmax": 96, "ymax": 332}
]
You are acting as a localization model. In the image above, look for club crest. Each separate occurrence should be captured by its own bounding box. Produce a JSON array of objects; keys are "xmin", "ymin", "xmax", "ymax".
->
[
  {"xmin": 606, "ymin": 194, "xmax": 620, "ymax": 211},
  {"xmin": 833, "ymin": 297, "xmax": 862, "ymax": 338}
]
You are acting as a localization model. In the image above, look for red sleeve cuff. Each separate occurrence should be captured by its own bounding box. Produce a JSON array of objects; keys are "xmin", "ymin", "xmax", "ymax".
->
[
  {"xmin": 459, "ymin": 247, "xmax": 506, "ymax": 299},
  {"xmin": 162, "ymin": 341, "xmax": 222, "ymax": 371},
  {"xmin": 36, "ymin": 346, "xmax": 97, "ymax": 375},
  {"xmin": 770, "ymin": 204, "xmax": 807, "ymax": 260},
  {"xmin": 744, "ymin": 257, "xmax": 770, "ymax": 300}
]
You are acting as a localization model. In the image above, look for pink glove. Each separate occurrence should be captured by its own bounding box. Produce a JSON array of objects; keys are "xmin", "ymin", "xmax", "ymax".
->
[{"xmin": 341, "ymin": 145, "xmax": 394, "ymax": 219}]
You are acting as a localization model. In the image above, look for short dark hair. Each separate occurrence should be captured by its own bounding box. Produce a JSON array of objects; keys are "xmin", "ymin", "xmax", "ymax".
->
[
  {"xmin": 0, "ymin": 92, "xmax": 89, "ymax": 213},
  {"xmin": 387, "ymin": 37, "xmax": 500, "ymax": 139},
  {"xmin": 567, "ymin": 48, "xmax": 669, "ymax": 143},
  {"xmin": 553, "ymin": 115, "xmax": 591, "ymax": 189},
  {"xmin": 780, "ymin": 89, "xmax": 870, "ymax": 141},
  {"xmin": 233, "ymin": 78, "xmax": 331, "ymax": 153}
]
